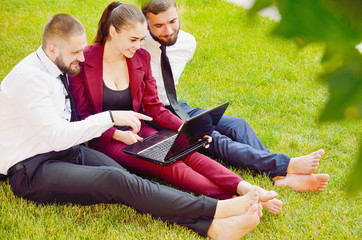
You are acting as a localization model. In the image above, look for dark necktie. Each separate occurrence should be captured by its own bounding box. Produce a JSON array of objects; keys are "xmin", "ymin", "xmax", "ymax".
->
[
  {"xmin": 59, "ymin": 74, "xmax": 78, "ymax": 121},
  {"xmin": 160, "ymin": 45, "xmax": 189, "ymax": 121}
]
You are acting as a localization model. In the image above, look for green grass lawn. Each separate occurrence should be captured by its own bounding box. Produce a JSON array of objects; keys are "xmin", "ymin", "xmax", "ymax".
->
[{"xmin": 1, "ymin": 0, "xmax": 361, "ymax": 239}]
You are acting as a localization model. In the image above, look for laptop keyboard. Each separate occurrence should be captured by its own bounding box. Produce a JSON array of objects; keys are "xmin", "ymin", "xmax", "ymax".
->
[{"xmin": 138, "ymin": 135, "xmax": 177, "ymax": 161}]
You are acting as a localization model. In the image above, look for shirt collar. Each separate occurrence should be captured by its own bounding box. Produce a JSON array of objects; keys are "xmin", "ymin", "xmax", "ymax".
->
[{"xmin": 36, "ymin": 46, "xmax": 63, "ymax": 78}]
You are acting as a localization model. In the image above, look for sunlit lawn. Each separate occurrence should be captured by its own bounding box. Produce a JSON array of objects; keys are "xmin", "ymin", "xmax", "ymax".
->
[{"xmin": 0, "ymin": 0, "xmax": 361, "ymax": 239}]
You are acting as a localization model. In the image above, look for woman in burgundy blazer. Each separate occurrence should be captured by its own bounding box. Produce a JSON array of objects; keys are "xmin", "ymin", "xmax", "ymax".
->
[{"xmin": 70, "ymin": 2, "xmax": 281, "ymax": 213}]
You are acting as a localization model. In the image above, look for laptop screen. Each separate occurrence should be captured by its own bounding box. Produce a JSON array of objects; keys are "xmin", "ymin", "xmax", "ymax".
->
[{"xmin": 165, "ymin": 102, "xmax": 229, "ymax": 158}]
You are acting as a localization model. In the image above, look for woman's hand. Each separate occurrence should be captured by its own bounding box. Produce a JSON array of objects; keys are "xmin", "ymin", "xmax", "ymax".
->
[
  {"xmin": 113, "ymin": 130, "xmax": 143, "ymax": 145},
  {"xmin": 111, "ymin": 110, "xmax": 152, "ymax": 134}
]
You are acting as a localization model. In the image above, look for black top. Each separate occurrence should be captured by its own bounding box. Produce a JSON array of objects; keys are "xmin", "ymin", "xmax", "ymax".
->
[{"xmin": 102, "ymin": 81, "xmax": 133, "ymax": 130}]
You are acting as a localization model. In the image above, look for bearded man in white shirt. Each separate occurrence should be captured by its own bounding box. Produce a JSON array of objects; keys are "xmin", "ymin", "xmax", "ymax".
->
[
  {"xmin": 0, "ymin": 13, "xmax": 266, "ymax": 239},
  {"xmin": 141, "ymin": 0, "xmax": 330, "ymax": 192}
]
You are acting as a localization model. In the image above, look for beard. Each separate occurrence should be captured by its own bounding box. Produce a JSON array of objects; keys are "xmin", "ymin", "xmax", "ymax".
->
[
  {"xmin": 150, "ymin": 27, "xmax": 180, "ymax": 47},
  {"xmin": 55, "ymin": 55, "xmax": 81, "ymax": 76}
]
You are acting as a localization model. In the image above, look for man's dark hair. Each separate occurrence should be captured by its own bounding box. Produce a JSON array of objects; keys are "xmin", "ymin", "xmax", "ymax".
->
[{"xmin": 141, "ymin": 0, "xmax": 177, "ymax": 16}]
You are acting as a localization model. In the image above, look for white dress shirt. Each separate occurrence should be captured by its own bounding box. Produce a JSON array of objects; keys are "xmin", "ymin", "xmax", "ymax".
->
[
  {"xmin": 143, "ymin": 30, "xmax": 196, "ymax": 106},
  {"xmin": 0, "ymin": 47, "xmax": 113, "ymax": 174}
]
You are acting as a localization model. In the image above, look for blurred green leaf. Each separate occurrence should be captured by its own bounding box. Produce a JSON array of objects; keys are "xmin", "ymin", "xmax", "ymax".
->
[
  {"xmin": 248, "ymin": 0, "xmax": 274, "ymax": 15},
  {"xmin": 326, "ymin": 0, "xmax": 362, "ymax": 26},
  {"xmin": 319, "ymin": 57, "xmax": 362, "ymax": 121},
  {"xmin": 320, "ymin": 43, "xmax": 345, "ymax": 74},
  {"xmin": 272, "ymin": 0, "xmax": 362, "ymax": 47},
  {"xmin": 347, "ymin": 144, "xmax": 362, "ymax": 196}
]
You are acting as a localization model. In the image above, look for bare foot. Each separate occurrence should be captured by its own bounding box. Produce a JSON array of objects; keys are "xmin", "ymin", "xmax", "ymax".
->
[
  {"xmin": 274, "ymin": 174, "xmax": 329, "ymax": 192},
  {"xmin": 237, "ymin": 181, "xmax": 278, "ymax": 202},
  {"xmin": 258, "ymin": 186, "xmax": 278, "ymax": 202},
  {"xmin": 207, "ymin": 203, "xmax": 262, "ymax": 240},
  {"xmin": 287, "ymin": 149, "xmax": 325, "ymax": 174},
  {"xmin": 261, "ymin": 198, "xmax": 283, "ymax": 215},
  {"xmin": 214, "ymin": 189, "xmax": 259, "ymax": 218}
]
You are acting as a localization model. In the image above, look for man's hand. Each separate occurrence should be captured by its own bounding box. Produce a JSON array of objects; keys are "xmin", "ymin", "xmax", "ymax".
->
[
  {"xmin": 111, "ymin": 111, "xmax": 152, "ymax": 134},
  {"xmin": 202, "ymin": 135, "xmax": 212, "ymax": 149}
]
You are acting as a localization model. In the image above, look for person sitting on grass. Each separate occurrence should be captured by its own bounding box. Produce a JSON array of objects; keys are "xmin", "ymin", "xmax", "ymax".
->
[
  {"xmin": 0, "ymin": 13, "xmax": 262, "ymax": 239},
  {"xmin": 69, "ymin": 1, "xmax": 282, "ymax": 215},
  {"xmin": 141, "ymin": 0, "xmax": 329, "ymax": 192}
]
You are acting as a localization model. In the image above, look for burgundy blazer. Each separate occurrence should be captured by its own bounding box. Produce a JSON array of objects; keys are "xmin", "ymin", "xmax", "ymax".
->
[{"xmin": 69, "ymin": 44, "xmax": 183, "ymax": 149}]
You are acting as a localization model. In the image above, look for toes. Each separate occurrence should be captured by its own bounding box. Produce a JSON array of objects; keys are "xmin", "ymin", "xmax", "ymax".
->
[
  {"xmin": 257, "ymin": 203, "xmax": 263, "ymax": 217},
  {"xmin": 313, "ymin": 149, "xmax": 325, "ymax": 160},
  {"xmin": 260, "ymin": 195, "xmax": 273, "ymax": 202},
  {"xmin": 317, "ymin": 174, "xmax": 330, "ymax": 182},
  {"xmin": 249, "ymin": 202, "xmax": 260, "ymax": 214},
  {"xmin": 270, "ymin": 211, "xmax": 277, "ymax": 215},
  {"xmin": 318, "ymin": 149, "xmax": 325, "ymax": 156},
  {"xmin": 312, "ymin": 154, "xmax": 321, "ymax": 162},
  {"xmin": 269, "ymin": 199, "xmax": 283, "ymax": 215},
  {"xmin": 312, "ymin": 161, "xmax": 320, "ymax": 167},
  {"xmin": 269, "ymin": 206, "xmax": 282, "ymax": 215},
  {"xmin": 317, "ymin": 186, "xmax": 327, "ymax": 191},
  {"xmin": 311, "ymin": 165, "xmax": 318, "ymax": 174},
  {"xmin": 275, "ymin": 199, "xmax": 283, "ymax": 206},
  {"xmin": 268, "ymin": 190, "xmax": 278, "ymax": 199},
  {"xmin": 316, "ymin": 175, "xmax": 329, "ymax": 191},
  {"xmin": 261, "ymin": 199, "xmax": 283, "ymax": 215}
]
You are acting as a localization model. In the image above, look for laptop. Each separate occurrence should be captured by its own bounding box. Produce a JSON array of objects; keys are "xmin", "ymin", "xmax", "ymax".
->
[{"xmin": 122, "ymin": 102, "xmax": 229, "ymax": 165}]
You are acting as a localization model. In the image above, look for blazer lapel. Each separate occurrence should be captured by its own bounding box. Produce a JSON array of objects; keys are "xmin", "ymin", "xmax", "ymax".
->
[
  {"xmin": 83, "ymin": 45, "xmax": 146, "ymax": 114},
  {"xmin": 127, "ymin": 55, "xmax": 145, "ymax": 112},
  {"xmin": 84, "ymin": 45, "xmax": 104, "ymax": 113}
]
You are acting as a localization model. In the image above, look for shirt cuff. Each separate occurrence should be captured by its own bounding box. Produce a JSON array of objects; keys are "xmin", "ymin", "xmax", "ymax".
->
[
  {"xmin": 108, "ymin": 110, "xmax": 114, "ymax": 123},
  {"xmin": 94, "ymin": 111, "xmax": 114, "ymax": 127}
]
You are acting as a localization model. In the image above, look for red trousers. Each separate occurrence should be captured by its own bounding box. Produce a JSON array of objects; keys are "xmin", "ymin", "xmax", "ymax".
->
[{"xmin": 94, "ymin": 124, "xmax": 243, "ymax": 199}]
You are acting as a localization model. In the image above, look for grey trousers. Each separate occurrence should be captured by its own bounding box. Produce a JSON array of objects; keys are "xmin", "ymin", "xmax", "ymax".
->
[{"xmin": 8, "ymin": 145, "xmax": 217, "ymax": 236}]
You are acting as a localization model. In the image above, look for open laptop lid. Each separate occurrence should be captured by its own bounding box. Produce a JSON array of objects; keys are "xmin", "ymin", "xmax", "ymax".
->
[{"xmin": 164, "ymin": 102, "xmax": 229, "ymax": 160}]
